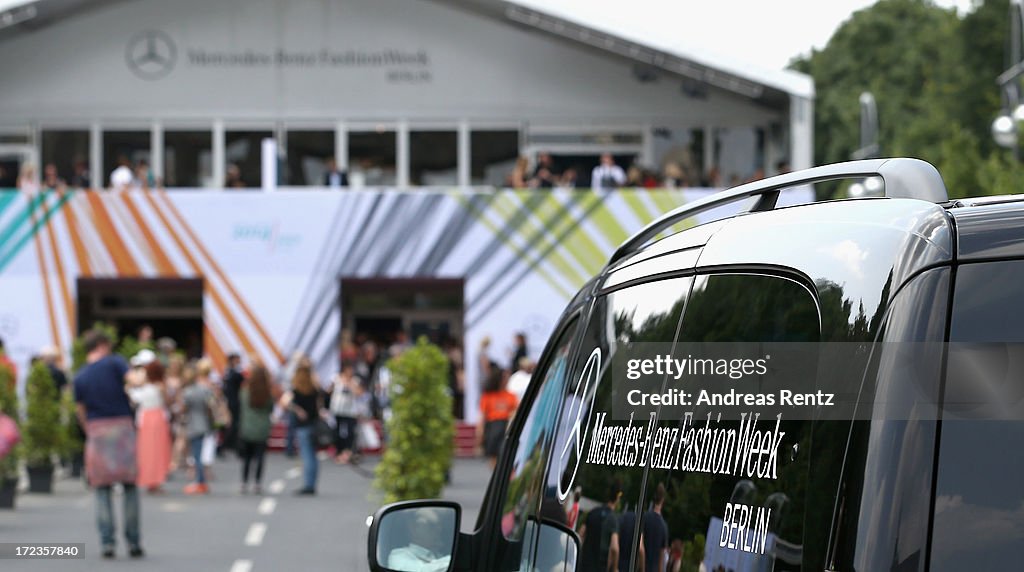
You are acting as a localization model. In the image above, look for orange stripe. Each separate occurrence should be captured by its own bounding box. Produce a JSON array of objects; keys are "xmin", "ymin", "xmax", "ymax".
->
[
  {"xmin": 39, "ymin": 193, "xmax": 75, "ymax": 337},
  {"xmin": 203, "ymin": 323, "xmax": 227, "ymax": 373},
  {"xmin": 155, "ymin": 190, "xmax": 285, "ymax": 364},
  {"xmin": 26, "ymin": 191, "xmax": 62, "ymax": 354},
  {"xmin": 61, "ymin": 193, "xmax": 93, "ymax": 277},
  {"xmin": 139, "ymin": 191, "xmax": 256, "ymax": 358},
  {"xmin": 120, "ymin": 193, "xmax": 176, "ymax": 276},
  {"xmin": 84, "ymin": 192, "xmax": 141, "ymax": 276}
]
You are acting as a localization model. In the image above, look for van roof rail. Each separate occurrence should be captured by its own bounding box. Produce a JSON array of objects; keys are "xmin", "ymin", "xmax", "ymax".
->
[{"xmin": 609, "ymin": 157, "xmax": 948, "ymax": 265}]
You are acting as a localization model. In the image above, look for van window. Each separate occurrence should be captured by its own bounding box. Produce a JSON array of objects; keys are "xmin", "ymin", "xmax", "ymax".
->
[
  {"xmin": 545, "ymin": 277, "xmax": 692, "ymax": 572},
  {"xmin": 931, "ymin": 260, "xmax": 1024, "ymax": 571},
  {"xmin": 490, "ymin": 316, "xmax": 578, "ymax": 571},
  {"xmin": 640, "ymin": 273, "xmax": 819, "ymax": 572}
]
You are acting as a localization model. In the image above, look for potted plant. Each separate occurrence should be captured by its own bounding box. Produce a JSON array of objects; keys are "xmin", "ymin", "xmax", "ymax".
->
[
  {"xmin": 60, "ymin": 389, "xmax": 83, "ymax": 478},
  {"xmin": 374, "ymin": 338, "xmax": 454, "ymax": 503},
  {"xmin": 0, "ymin": 362, "xmax": 19, "ymax": 508},
  {"xmin": 22, "ymin": 362, "xmax": 60, "ymax": 493}
]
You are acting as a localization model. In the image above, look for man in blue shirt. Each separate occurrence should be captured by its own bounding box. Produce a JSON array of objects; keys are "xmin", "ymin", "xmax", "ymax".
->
[{"xmin": 73, "ymin": 329, "xmax": 144, "ymax": 559}]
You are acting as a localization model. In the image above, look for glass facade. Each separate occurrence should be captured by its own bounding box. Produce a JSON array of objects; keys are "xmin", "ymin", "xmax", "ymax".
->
[{"xmin": 164, "ymin": 130, "xmax": 212, "ymax": 188}]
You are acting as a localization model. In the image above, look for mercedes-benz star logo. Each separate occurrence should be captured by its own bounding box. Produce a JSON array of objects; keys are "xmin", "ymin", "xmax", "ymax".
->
[{"xmin": 125, "ymin": 30, "xmax": 176, "ymax": 80}]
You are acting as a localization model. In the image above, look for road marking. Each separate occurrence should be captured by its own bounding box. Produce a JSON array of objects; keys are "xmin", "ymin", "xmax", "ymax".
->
[
  {"xmin": 230, "ymin": 559, "xmax": 253, "ymax": 572},
  {"xmin": 245, "ymin": 522, "xmax": 267, "ymax": 546},
  {"xmin": 161, "ymin": 501, "xmax": 187, "ymax": 512},
  {"xmin": 258, "ymin": 497, "xmax": 276, "ymax": 515},
  {"xmin": 285, "ymin": 467, "xmax": 301, "ymax": 479},
  {"xmin": 268, "ymin": 479, "xmax": 285, "ymax": 494}
]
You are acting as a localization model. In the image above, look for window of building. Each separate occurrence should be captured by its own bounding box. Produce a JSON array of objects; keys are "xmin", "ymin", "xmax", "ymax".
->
[
  {"xmin": 349, "ymin": 130, "xmax": 396, "ymax": 187},
  {"xmin": 225, "ymin": 130, "xmax": 272, "ymax": 188},
  {"xmin": 286, "ymin": 130, "xmax": 334, "ymax": 186},
  {"xmin": 41, "ymin": 130, "xmax": 89, "ymax": 187},
  {"xmin": 163, "ymin": 130, "xmax": 212, "ymax": 188},
  {"xmin": 410, "ymin": 130, "xmax": 457, "ymax": 186},
  {"xmin": 103, "ymin": 130, "xmax": 150, "ymax": 187},
  {"xmin": 471, "ymin": 130, "xmax": 519, "ymax": 187}
]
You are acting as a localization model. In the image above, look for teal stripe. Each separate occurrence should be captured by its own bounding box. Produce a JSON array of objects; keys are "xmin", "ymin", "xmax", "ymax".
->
[
  {"xmin": 0, "ymin": 192, "xmax": 18, "ymax": 221},
  {"xmin": 0, "ymin": 190, "xmax": 49, "ymax": 254},
  {"xmin": 0, "ymin": 191, "xmax": 70, "ymax": 273}
]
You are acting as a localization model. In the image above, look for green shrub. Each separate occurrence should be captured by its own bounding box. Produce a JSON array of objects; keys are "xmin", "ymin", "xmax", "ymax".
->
[
  {"xmin": 22, "ymin": 362, "xmax": 61, "ymax": 468},
  {"xmin": 59, "ymin": 389, "xmax": 82, "ymax": 457},
  {"xmin": 0, "ymin": 362, "xmax": 19, "ymax": 481},
  {"xmin": 374, "ymin": 338, "xmax": 454, "ymax": 503}
]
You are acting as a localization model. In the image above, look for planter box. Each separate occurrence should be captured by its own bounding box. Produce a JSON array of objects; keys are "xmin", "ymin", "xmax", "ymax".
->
[
  {"xmin": 0, "ymin": 478, "xmax": 15, "ymax": 509},
  {"xmin": 26, "ymin": 465, "xmax": 53, "ymax": 493}
]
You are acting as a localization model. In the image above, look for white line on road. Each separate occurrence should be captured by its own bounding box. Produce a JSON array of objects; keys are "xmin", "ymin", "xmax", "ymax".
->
[
  {"xmin": 268, "ymin": 479, "xmax": 285, "ymax": 494},
  {"xmin": 258, "ymin": 497, "xmax": 276, "ymax": 515},
  {"xmin": 230, "ymin": 559, "xmax": 253, "ymax": 572},
  {"xmin": 161, "ymin": 501, "xmax": 187, "ymax": 513},
  {"xmin": 285, "ymin": 467, "xmax": 301, "ymax": 479},
  {"xmin": 245, "ymin": 522, "xmax": 267, "ymax": 547}
]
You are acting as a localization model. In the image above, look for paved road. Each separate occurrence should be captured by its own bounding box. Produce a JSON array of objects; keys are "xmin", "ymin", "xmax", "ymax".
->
[{"xmin": 0, "ymin": 454, "xmax": 491, "ymax": 571}]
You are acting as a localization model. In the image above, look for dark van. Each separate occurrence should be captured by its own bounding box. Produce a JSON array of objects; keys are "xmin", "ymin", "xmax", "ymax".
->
[{"xmin": 367, "ymin": 158, "xmax": 1024, "ymax": 572}]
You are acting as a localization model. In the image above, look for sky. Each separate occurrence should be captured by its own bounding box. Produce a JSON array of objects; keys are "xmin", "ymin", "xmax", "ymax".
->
[{"xmin": 516, "ymin": 0, "xmax": 976, "ymax": 71}]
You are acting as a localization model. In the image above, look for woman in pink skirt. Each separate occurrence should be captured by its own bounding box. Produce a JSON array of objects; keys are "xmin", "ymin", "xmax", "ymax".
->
[{"xmin": 127, "ymin": 355, "xmax": 172, "ymax": 494}]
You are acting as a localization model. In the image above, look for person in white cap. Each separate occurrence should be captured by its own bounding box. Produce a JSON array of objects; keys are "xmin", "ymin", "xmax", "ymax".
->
[{"xmin": 126, "ymin": 349, "xmax": 171, "ymax": 495}]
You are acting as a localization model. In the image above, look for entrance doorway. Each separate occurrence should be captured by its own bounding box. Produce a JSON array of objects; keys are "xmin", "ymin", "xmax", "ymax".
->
[
  {"xmin": 77, "ymin": 278, "xmax": 204, "ymax": 357},
  {"xmin": 340, "ymin": 278, "xmax": 464, "ymax": 347}
]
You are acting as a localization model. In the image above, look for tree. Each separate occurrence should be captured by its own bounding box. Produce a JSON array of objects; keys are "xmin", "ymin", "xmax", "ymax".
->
[
  {"xmin": 791, "ymin": 0, "xmax": 1024, "ymax": 198},
  {"xmin": 22, "ymin": 362, "xmax": 61, "ymax": 469},
  {"xmin": 374, "ymin": 338, "xmax": 455, "ymax": 503}
]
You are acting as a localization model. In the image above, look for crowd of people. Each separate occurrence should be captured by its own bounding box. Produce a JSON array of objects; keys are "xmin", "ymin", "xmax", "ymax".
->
[
  {"xmin": 9, "ymin": 150, "xmax": 788, "ymax": 193},
  {"xmin": 507, "ymin": 151, "xmax": 791, "ymax": 192},
  {"xmin": 0, "ymin": 323, "xmax": 538, "ymax": 558}
]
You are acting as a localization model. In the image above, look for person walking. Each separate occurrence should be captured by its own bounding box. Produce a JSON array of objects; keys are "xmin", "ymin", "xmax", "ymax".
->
[
  {"xmin": 195, "ymin": 358, "xmax": 226, "ymax": 476},
  {"xmin": 580, "ymin": 479, "xmax": 622, "ymax": 572},
  {"xmin": 280, "ymin": 356, "xmax": 323, "ymax": 495},
  {"xmin": 72, "ymin": 329, "xmax": 144, "ymax": 559},
  {"xmin": 238, "ymin": 361, "xmax": 274, "ymax": 494},
  {"xmin": 642, "ymin": 483, "xmax": 670, "ymax": 572},
  {"xmin": 477, "ymin": 368, "xmax": 518, "ymax": 469},
  {"xmin": 164, "ymin": 355, "xmax": 188, "ymax": 473},
  {"xmin": 222, "ymin": 353, "xmax": 244, "ymax": 454},
  {"xmin": 181, "ymin": 364, "xmax": 214, "ymax": 495},
  {"xmin": 127, "ymin": 355, "xmax": 171, "ymax": 494},
  {"xmin": 329, "ymin": 362, "xmax": 369, "ymax": 464}
]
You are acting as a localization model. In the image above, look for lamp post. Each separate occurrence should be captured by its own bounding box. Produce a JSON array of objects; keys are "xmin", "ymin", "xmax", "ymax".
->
[
  {"xmin": 851, "ymin": 91, "xmax": 879, "ymax": 160},
  {"xmin": 849, "ymin": 91, "xmax": 882, "ymax": 198},
  {"xmin": 993, "ymin": 0, "xmax": 1024, "ymax": 154}
]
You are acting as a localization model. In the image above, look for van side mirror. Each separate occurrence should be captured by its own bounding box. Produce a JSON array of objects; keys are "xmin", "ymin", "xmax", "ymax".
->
[{"xmin": 368, "ymin": 500, "xmax": 461, "ymax": 572}]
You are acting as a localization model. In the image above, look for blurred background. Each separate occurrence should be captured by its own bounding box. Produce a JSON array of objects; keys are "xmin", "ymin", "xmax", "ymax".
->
[{"xmin": 0, "ymin": 0, "xmax": 1023, "ymax": 569}]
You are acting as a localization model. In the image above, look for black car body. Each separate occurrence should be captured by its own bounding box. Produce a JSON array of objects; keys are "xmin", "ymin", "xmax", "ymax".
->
[{"xmin": 369, "ymin": 158, "xmax": 1024, "ymax": 572}]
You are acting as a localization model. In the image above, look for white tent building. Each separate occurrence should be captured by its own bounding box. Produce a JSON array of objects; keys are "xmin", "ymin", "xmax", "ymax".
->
[{"xmin": 0, "ymin": 0, "xmax": 813, "ymax": 190}]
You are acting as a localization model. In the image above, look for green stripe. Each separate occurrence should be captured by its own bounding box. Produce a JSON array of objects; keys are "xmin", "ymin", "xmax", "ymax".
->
[
  {"xmin": 0, "ymin": 191, "xmax": 70, "ymax": 273},
  {"xmin": 532, "ymin": 192, "xmax": 607, "ymax": 278},
  {"xmin": 491, "ymin": 193, "xmax": 589, "ymax": 288},
  {"xmin": 492, "ymin": 194, "xmax": 587, "ymax": 287},
  {"xmin": 453, "ymin": 194, "xmax": 573, "ymax": 298}
]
